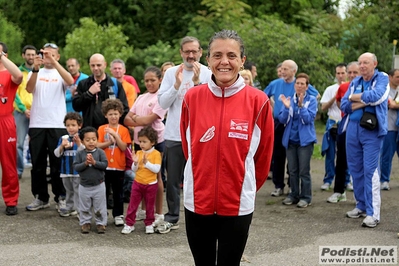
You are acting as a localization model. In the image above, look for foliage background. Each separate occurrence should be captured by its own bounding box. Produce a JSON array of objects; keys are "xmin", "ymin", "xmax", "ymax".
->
[{"xmin": 0, "ymin": 0, "xmax": 398, "ymax": 94}]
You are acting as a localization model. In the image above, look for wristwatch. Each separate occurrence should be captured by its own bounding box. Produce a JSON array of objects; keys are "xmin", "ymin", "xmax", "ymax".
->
[{"xmin": 32, "ymin": 68, "xmax": 40, "ymax": 73}]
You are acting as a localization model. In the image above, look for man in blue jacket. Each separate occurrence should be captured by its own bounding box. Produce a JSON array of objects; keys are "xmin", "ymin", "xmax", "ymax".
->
[
  {"xmin": 66, "ymin": 58, "xmax": 88, "ymax": 113},
  {"xmin": 341, "ymin": 52, "xmax": 389, "ymax": 228}
]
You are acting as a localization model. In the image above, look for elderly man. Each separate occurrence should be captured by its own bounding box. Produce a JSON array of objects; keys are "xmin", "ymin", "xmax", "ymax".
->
[
  {"xmin": 341, "ymin": 52, "xmax": 389, "ymax": 228},
  {"xmin": 110, "ymin": 59, "xmax": 137, "ymax": 108}
]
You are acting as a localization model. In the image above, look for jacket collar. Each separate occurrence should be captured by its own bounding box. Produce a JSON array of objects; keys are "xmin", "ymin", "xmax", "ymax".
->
[{"xmin": 207, "ymin": 74, "xmax": 246, "ymax": 97}]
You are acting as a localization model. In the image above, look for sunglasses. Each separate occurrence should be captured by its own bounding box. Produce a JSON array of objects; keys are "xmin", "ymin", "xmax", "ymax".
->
[{"xmin": 43, "ymin": 43, "xmax": 58, "ymax": 49}]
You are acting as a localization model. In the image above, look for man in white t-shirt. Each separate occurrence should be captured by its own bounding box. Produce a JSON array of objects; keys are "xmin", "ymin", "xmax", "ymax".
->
[
  {"xmin": 25, "ymin": 43, "xmax": 74, "ymax": 211},
  {"xmin": 156, "ymin": 36, "xmax": 211, "ymax": 233},
  {"xmin": 320, "ymin": 63, "xmax": 348, "ymax": 191}
]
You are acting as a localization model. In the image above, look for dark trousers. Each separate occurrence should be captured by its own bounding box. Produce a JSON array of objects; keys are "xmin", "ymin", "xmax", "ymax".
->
[
  {"xmin": 185, "ymin": 208, "xmax": 252, "ymax": 266},
  {"xmin": 272, "ymin": 120, "xmax": 287, "ymax": 189},
  {"xmin": 105, "ymin": 170, "xmax": 124, "ymax": 217},
  {"xmin": 29, "ymin": 128, "xmax": 66, "ymax": 203},
  {"xmin": 334, "ymin": 131, "xmax": 347, "ymax": 194}
]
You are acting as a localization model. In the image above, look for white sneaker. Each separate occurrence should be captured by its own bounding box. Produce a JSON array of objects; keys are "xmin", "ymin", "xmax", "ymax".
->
[
  {"xmin": 346, "ymin": 183, "xmax": 354, "ymax": 191},
  {"xmin": 114, "ymin": 215, "xmax": 124, "ymax": 226},
  {"xmin": 346, "ymin": 208, "xmax": 366, "ymax": 219},
  {"xmin": 381, "ymin": 182, "xmax": 390, "ymax": 191},
  {"xmin": 121, "ymin": 224, "xmax": 135, "ymax": 234},
  {"xmin": 145, "ymin": 225, "xmax": 154, "ymax": 234},
  {"xmin": 327, "ymin": 192, "xmax": 347, "ymax": 203},
  {"xmin": 153, "ymin": 213, "xmax": 164, "ymax": 227},
  {"xmin": 271, "ymin": 188, "xmax": 283, "ymax": 197},
  {"xmin": 57, "ymin": 198, "xmax": 67, "ymax": 213},
  {"xmin": 362, "ymin": 216, "xmax": 379, "ymax": 228},
  {"xmin": 320, "ymin": 183, "xmax": 331, "ymax": 191},
  {"xmin": 136, "ymin": 209, "xmax": 146, "ymax": 221},
  {"xmin": 26, "ymin": 196, "xmax": 50, "ymax": 211}
]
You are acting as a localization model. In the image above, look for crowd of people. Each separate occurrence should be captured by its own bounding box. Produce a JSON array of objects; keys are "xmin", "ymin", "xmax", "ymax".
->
[{"xmin": 0, "ymin": 29, "xmax": 396, "ymax": 265}]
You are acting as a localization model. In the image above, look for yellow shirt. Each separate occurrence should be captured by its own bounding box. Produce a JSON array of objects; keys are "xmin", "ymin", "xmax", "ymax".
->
[{"xmin": 134, "ymin": 149, "xmax": 161, "ymax": 185}]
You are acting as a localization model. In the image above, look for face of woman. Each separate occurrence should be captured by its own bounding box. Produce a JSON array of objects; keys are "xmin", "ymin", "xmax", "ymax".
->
[
  {"xmin": 144, "ymin": 71, "xmax": 162, "ymax": 93},
  {"xmin": 207, "ymin": 39, "xmax": 245, "ymax": 88},
  {"xmin": 294, "ymin": 77, "xmax": 308, "ymax": 95},
  {"xmin": 242, "ymin": 75, "xmax": 251, "ymax": 86}
]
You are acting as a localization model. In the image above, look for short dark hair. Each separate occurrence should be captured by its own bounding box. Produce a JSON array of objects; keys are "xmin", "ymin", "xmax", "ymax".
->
[
  {"xmin": 207, "ymin": 29, "xmax": 245, "ymax": 58},
  {"xmin": 0, "ymin": 42, "xmax": 8, "ymax": 53},
  {"xmin": 244, "ymin": 61, "xmax": 256, "ymax": 71},
  {"xmin": 388, "ymin": 69, "xmax": 399, "ymax": 76},
  {"xmin": 138, "ymin": 126, "xmax": 158, "ymax": 145},
  {"xmin": 64, "ymin": 112, "xmax": 83, "ymax": 126},
  {"xmin": 22, "ymin": 45, "xmax": 37, "ymax": 54},
  {"xmin": 79, "ymin": 126, "xmax": 98, "ymax": 140},
  {"xmin": 296, "ymin": 73, "xmax": 310, "ymax": 85},
  {"xmin": 101, "ymin": 98, "xmax": 124, "ymax": 116},
  {"xmin": 144, "ymin": 66, "xmax": 162, "ymax": 80}
]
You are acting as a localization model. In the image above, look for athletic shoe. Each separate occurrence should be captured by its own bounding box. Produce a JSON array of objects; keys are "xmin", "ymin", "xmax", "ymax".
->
[
  {"xmin": 145, "ymin": 225, "xmax": 154, "ymax": 234},
  {"xmin": 361, "ymin": 216, "xmax": 379, "ymax": 228},
  {"xmin": 56, "ymin": 198, "xmax": 67, "ymax": 213},
  {"xmin": 97, "ymin": 224, "xmax": 106, "ymax": 234},
  {"xmin": 26, "ymin": 196, "xmax": 50, "ymax": 211},
  {"xmin": 271, "ymin": 188, "xmax": 283, "ymax": 197},
  {"xmin": 152, "ymin": 213, "xmax": 164, "ymax": 227},
  {"xmin": 121, "ymin": 224, "xmax": 135, "ymax": 234},
  {"xmin": 5, "ymin": 206, "xmax": 18, "ymax": 216},
  {"xmin": 320, "ymin": 183, "xmax": 331, "ymax": 191},
  {"xmin": 327, "ymin": 192, "xmax": 347, "ymax": 203},
  {"xmin": 346, "ymin": 183, "xmax": 354, "ymax": 191},
  {"xmin": 282, "ymin": 197, "xmax": 296, "ymax": 205},
  {"xmin": 381, "ymin": 182, "xmax": 390, "ymax": 191},
  {"xmin": 136, "ymin": 209, "xmax": 146, "ymax": 221},
  {"xmin": 59, "ymin": 209, "xmax": 78, "ymax": 217},
  {"xmin": 81, "ymin": 223, "xmax": 91, "ymax": 234},
  {"xmin": 155, "ymin": 222, "xmax": 179, "ymax": 234},
  {"xmin": 346, "ymin": 208, "xmax": 366, "ymax": 218},
  {"xmin": 114, "ymin": 215, "xmax": 124, "ymax": 226},
  {"xmin": 297, "ymin": 200, "xmax": 311, "ymax": 208}
]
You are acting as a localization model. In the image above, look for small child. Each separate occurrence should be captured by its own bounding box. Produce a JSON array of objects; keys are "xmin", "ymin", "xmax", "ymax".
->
[
  {"xmin": 122, "ymin": 126, "xmax": 162, "ymax": 234},
  {"xmin": 73, "ymin": 126, "xmax": 108, "ymax": 234},
  {"xmin": 97, "ymin": 99, "xmax": 132, "ymax": 226},
  {"xmin": 54, "ymin": 112, "xmax": 84, "ymax": 217}
]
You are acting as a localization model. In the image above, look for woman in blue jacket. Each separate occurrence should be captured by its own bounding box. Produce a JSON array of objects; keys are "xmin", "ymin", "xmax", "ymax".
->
[{"xmin": 278, "ymin": 73, "xmax": 317, "ymax": 208}]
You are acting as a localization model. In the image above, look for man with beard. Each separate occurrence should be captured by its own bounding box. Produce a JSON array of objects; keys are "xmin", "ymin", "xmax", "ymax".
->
[
  {"xmin": 14, "ymin": 45, "xmax": 37, "ymax": 179},
  {"xmin": 156, "ymin": 36, "xmax": 211, "ymax": 233}
]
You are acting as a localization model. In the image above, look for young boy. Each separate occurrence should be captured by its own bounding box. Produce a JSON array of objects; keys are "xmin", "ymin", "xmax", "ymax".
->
[
  {"xmin": 73, "ymin": 126, "xmax": 108, "ymax": 234},
  {"xmin": 97, "ymin": 99, "xmax": 132, "ymax": 226},
  {"xmin": 54, "ymin": 112, "xmax": 84, "ymax": 217}
]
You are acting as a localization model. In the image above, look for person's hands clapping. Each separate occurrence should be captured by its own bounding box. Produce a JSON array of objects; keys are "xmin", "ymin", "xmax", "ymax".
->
[
  {"xmin": 192, "ymin": 62, "xmax": 201, "ymax": 85},
  {"xmin": 280, "ymin": 95, "xmax": 291, "ymax": 108},
  {"xmin": 174, "ymin": 64, "xmax": 184, "ymax": 90}
]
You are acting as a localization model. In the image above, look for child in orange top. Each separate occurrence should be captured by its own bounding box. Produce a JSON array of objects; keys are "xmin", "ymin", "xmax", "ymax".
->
[
  {"xmin": 122, "ymin": 126, "xmax": 161, "ymax": 234},
  {"xmin": 97, "ymin": 99, "xmax": 131, "ymax": 227}
]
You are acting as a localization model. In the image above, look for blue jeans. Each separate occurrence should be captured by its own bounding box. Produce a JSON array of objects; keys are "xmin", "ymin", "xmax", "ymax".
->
[
  {"xmin": 380, "ymin": 131, "xmax": 399, "ymax": 183},
  {"xmin": 323, "ymin": 128, "xmax": 336, "ymax": 184},
  {"xmin": 286, "ymin": 143, "xmax": 313, "ymax": 203},
  {"xmin": 14, "ymin": 110, "xmax": 29, "ymax": 176}
]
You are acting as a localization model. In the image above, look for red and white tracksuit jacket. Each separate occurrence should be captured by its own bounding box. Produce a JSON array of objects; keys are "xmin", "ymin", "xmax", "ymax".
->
[{"xmin": 180, "ymin": 76, "xmax": 274, "ymax": 216}]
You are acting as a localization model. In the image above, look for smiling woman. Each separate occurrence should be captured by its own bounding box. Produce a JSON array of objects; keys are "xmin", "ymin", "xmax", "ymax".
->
[{"xmin": 180, "ymin": 29, "xmax": 274, "ymax": 266}]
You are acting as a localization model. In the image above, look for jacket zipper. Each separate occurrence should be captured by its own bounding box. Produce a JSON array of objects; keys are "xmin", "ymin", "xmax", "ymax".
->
[{"xmin": 214, "ymin": 88, "xmax": 225, "ymax": 214}]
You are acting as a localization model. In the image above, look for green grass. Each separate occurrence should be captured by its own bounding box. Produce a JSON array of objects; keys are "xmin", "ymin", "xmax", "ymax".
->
[{"xmin": 312, "ymin": 143, "xmax": 323, "ymax": 160}]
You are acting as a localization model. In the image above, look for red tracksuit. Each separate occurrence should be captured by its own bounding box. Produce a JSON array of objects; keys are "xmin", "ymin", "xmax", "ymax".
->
[{"xmin": 0, "ymin": 70, "xmax": 19, "ymax": 206}]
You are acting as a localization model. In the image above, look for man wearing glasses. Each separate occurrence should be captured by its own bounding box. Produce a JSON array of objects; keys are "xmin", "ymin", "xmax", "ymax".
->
[
  {"xmin": 25, "ymin": 43, "xmax": 74, "ymax": 212},
  {"xmin": 157, "ymin": 36, "xmax": 211, "ymax": 233},
  {"xmin": 0, "ymin": 42, "xmax": 23, "ymax": 216}
]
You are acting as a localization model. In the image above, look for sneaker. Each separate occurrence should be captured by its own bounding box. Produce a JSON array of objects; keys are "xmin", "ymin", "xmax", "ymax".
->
[
  {"xmin": 97, "ymin": 224, "xmax": 106, "ymax": 234},
  {"xmin": 81, "ymin": 223, "xmax": 91, "ymax": 234},
  {"xmin": 146, "ymin": 225, "xmax": 154, "ymax": 234},
  {"xmin": 346, "ymin": 183, "xmax": 354, "ymax": 191},
  {"xmin": 361, "ymin": 216, "xmax": 379, "ymax": 228},
  {"xmin": 57, "ymin": 198, "xmax": 66, "ymax": 213},
  {"xmin": 5, "ymin": 206, "xmax": 18, "ymax": 216},
  {"xmin": 297, "ymin": 200, "xmax": 311, "ymax": 208},
  {"xmin": 320, "ymin": 183, "xmax": 331, "ymax": 191},
  {"xmin": 282, "ymin": 197, "xmax": 294, "ymax": 205},
  {"xmin": 114, "ymin": 215, "xmax": 124, "ymax": 226},
  {"xmin": 381, "ymin": 182, "xmax": 390, "ymax": 191},
  {"xmin": 346, "ymin": 208, "xmax": 366, "ymax": 218},
  {"xmin": 271, "ymin": 188, "xmax": 283, "ymax": 197},
  {"xmin": 155, "ymin": 222, "xmax": 179, "ymax": 234},
  {"xmin": 327, "ymin": 192, "xmax": 347, "ymax": 203},
  {"xmin": 136, "ymin": 209, "xmax": 146, "ymax": 221},
  {"xmin": 26, "ymin": 196, "xmax": 50, "ymax": 211},
  {"xmin": 153, "ymin": 213, "xmax": 164, "ymax": 227},
  {"xmin": 121, "ymin": 224, "xmax": 135, "ymax": 234},
  {"xmin": 59, "ymin": 209, "xmax": 78, "ymax": 217}
]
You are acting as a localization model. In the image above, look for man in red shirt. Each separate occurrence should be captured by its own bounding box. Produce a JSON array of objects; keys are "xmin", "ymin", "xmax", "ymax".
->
[{"xmin": 0, "ymin": 42, "xmax": 23, "ymax": 215}]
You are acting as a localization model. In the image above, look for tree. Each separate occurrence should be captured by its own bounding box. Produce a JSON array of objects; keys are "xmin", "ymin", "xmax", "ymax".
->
[
  {"xmin": 0, "ymin": 11, "xmax": 24, "ymax": 63},
  {"xmin": 63, "ymin": 18, "xmax": 134, "ymax": 75}
]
